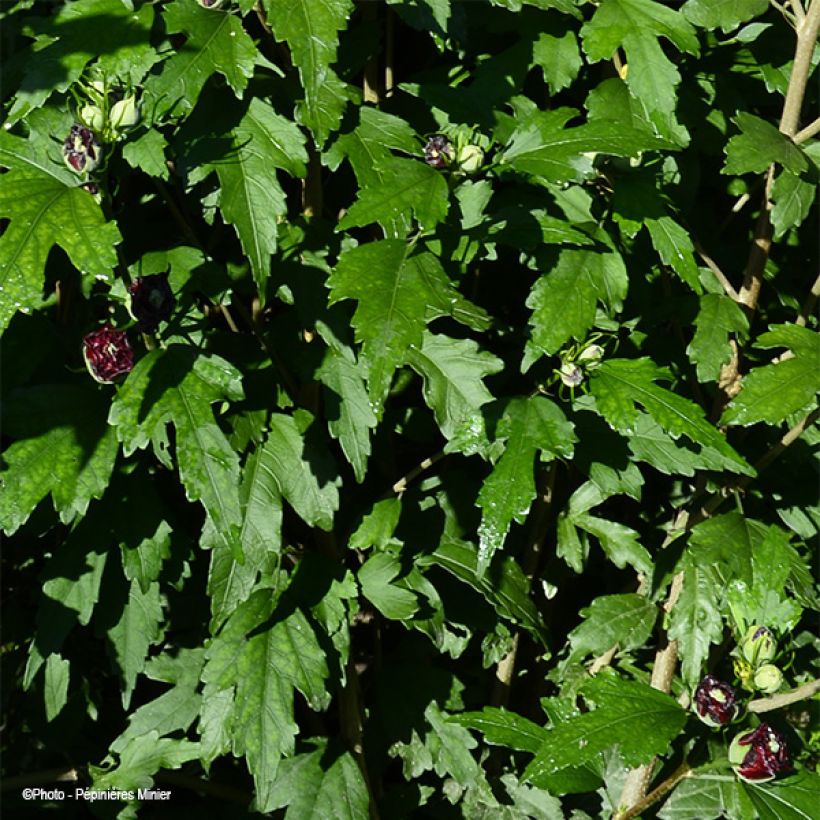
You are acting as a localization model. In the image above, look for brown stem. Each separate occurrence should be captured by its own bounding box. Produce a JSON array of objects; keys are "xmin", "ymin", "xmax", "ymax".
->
[
  {"xmin": 779, "ymin": 0, "xmax": 820, "ymax": 137},
  {"xmin": 796, "ymin": 271, "xmax": 820, "ymax": 327},
  {"xmin": 748, "ymin": 677, "xmax": 820, "ymax": 712},
  {"xmin": 795, "ymin": 114, "xmax": 820, "ymax": 142},
  {"xmin": 391, "ymin": 451, "xmax": 446, "ymax": 496},
  {"xmin": 616, "ymin": 762, "xmax": 693, "ymax": 820},
  {"xmin": 1, "ymin": 768, "xmax": 81, "ymax": 791},
  {"xmin": 362, "ymin": 2, "xmax": 380, "ymax": 104},
  {"xmin": 302, "ymin": 146, "xmax": 323, "ymax": 218},
  {"xmin": 385, "ymin": 8, "xmax": 395, "ymax": 97}
]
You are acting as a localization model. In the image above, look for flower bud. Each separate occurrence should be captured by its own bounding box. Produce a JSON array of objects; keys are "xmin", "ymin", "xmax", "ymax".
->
[
  {"xmin": 577, "ymin": 344, "xmax": 604, "ymax": 368},
  {"xmin": 741, "ymin": 625, "xmax": 777, "ymax": 667},
  {"xmin": 753, "ymin": 664, "xmax": 783, "ymax": 694},
  {"xmin": 83, "ymin": 325, "xmax": 134, "ymax": 383},
  {"xmin": 109, "ymin": 95, "xmax": 140, "ymax": 130},
  {"xmin": 423, "ymin": 135, "xmax": 454, "ymax": 169},
  {"xmin": 693, "ymin": 675, "xmax": 739, "ymax": 728},
  {"xmin": 128, "ymin": 274, "xmax": 175, "ymax": 333},
  {"xmin": 63, "ymin": 124, "xmax": 102, "ymax": 175},
  {"xmin": 79, "ymin": 104, "xmax": 105, "ymax": 132},
  {"xmin": 559, "ymin": 363, "xmax": 584, "ymax": 387},
  {"xmin": 457, "ymin": 143, "xmax": 484, "ymax": 174},
  {"xmin": 728, "ymin": 723, "xmax": 790, "ymax": 783}
]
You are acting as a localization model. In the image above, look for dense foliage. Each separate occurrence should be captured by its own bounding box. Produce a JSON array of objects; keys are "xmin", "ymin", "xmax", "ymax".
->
[{"xmin": 1, "ymin": 0, "xmax": 819, "ymax": 817}]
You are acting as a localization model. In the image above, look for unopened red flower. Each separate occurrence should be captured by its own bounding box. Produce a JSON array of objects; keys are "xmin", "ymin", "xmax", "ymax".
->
[
  {"xmin": 694, "ymin": 675, "xmax": 739, "ymax": 727},
  {"xmin": 63, "ymin": 124, "xmax": 101, "ymax": 175},
  {"xmin": 424, "ymin": 135, "xmax": 454, "ymax": 169},
  {"xmin": 729, "ymin": 723, "xmax": 791, "ymax": 783},
  {"xmin": 83, "ymin": 325, "xmax": 134, "ymax": 383},
  {"xmin": 128, "ymin": 274, "xmax": 175, "ymax": 333}
]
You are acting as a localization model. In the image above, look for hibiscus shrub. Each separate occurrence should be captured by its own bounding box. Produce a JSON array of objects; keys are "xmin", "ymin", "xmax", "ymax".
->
[{"xmin": 1, "ymin": 0, "xmax": 819, "ymax": 818}]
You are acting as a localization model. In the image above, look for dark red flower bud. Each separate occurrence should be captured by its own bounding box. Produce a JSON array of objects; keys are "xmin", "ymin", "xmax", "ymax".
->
[
  {"xmin": 63, "ymin": 124, "xmax": 102, "ymax": 175},
  {"xmin": 83, "ymin": 325, "xmax": 134, "ymax": 383},
  {"xmin": 728, "ymin": 723, "xmax": 791, "ymax": 783},
  {"xmin": 127, "ymin": 274, "xmax": 175, "ymax": 333},
  {"xmin": 693, "ymin": 675, "xmax": 740, "ymax": 727},
  {"xmin": 424, "ymin": 135, "xmax": 454, "ymax": 168}
]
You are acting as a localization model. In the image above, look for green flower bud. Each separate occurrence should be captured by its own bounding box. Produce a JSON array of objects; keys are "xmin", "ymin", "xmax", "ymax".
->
[
  {"xmin": 79, "ymin": 104, "xmax": 105, "ymax": 132},
  {"xmin": 741, "ymin": 625, "xmax": 777, "ymax": 667},
  {"xmin": 577, "ymin": 344, "xmax": 604, "ymax": 368},
  {"xmin": 109, "ymin": 95, "xmax": 140, "ymax": 129},
  {"xmin": 456, "ymin": 144, "xmax": 484, "ymax": 174},
  {"xmin": 559, "ymin": 362, "xmax": 584, "ymax": 388},
  {"xmin": 753, "ymin": 663, "xmax": 783, "ymax": 694}
]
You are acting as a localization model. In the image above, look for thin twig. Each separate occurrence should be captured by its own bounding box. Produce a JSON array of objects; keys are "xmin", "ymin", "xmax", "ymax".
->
[
  {"xmin": 791, "ymin": 0, "xmax": 807, "ymax": 24},
  {"xmin": 385, "ymin": 8, "xmax": 395, "ymax": 97},
  {"xmin": 748, "ymin": 677, "xmax": 820, "ymax": 712},
  {"xmin": 794, "ymin": 114, "xmax": 820, "ymax": 143},
  {"xmin": 796, "ymin": 271, "xmax": 820, "ymax": 326},
  {"xmin": 391, "ymin": 451, "xmax": 446, "ymax": 495},
  {"xmin": 1, "ymin": 768, "xmax": 80, "ymax": 791},
  {"xmin": 616, "ymin": 762, "xmax": 693, "ymax": 820},
  {"xmin": 692, "ymin": 238, "xmax": 740, "ymax": 301}
]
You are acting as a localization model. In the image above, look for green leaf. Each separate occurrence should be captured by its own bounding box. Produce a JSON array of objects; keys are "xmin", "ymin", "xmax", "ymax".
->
[
  {"xmin": 325, "ymin": 107, "xmax": 419, "ymax": 188},
  {"xmin": 566, "ymin": 594, "xmax": 658, "ymax": 665},
  {"xmin": 122, "ymin": 129, "xmax": 170, "ymax": 180},
  {"xmin": 263, "ymin": 740, "xmax": 370, "ymax": 819},
  {"xmin": 109, "ymin": 347, "xmax": 245, "ymax": 560},
  {"xmin": 424, "ymin": 540, "xmax": 547, "ymax": 641},
  {"xmin": 645, "ymin": 216, "xmax": 702, "ymax": 293},
  {"xmin": 688, "ymin": 293, "xmax": 749, "ymax": 382},
  {"xmin": 408, "ymin": 331, "xmax": 504, "ymax": 455},
  {"xmin": 202, "ymin": 590, "xmax": 330, "ymax": 809},
  {"xmin": 667, "ymin": 550, "xmax": 724, "ymax": 686},
  {"xmin": 741, "ymin": 769, "xmax": 820, "ymax": 820},
  {"xmin": 146, "ymin": 0, "xmax": 256, "ymax": 119},
  {"xmin": 573, "ymin": 514, "xmax": 653, "ymax": 575},
  {"xmin": 208, "ymin": 441, "xmax": 284, "ymax": 627},
  {"xmin": 525, "ymin": 246, "xmax": 627, "ymax": 365},
  {"xmin": 589, "ymin": 358, "xmax": 748, "ymax": 470},
  {"xmin": 90, "ymin": 733, "xmax": 200, "ymax": 793},
  {"xmin": 44, "ymin": 654, "xmax": 70, "ymax": 722},
  {"xmin": 198, "ymin": 98, "xmax": 308, "ymax": 296},
  {"xmin": 720, "ymin": 325, "xmax": 820, "ymax": 426},
  {"xmin": 328, "ymin": 240, "xmax": 488, "ymax": 411},
  {"xmin": 111, "ymin": 650, "xmax": 204, "ymax": 754},
  {"xmin": 626, "ymin": 412, "xmax": 754, "ymax": 476},
  {"xmin": 106, "ymin": 579, "xmax": 164, "ymax": 709},
  {"xmin": 477, "ymin": 397, "xmax": 576, "ymax": 573},
  {"xmin": 349, "ymin": 498, "xmax": 401, "ymax": 550},
  {"xmin": 533, "ymin": 30, "xmax": 583, "ymax": 93},
  {"xmin": 260, "ymin": 412, "xmax": 340, "ymax": 531},
  {"xmin": 770, "ymin": 168, "xmax": 818, "ymax": 239},
  {"xmin": 502, "ymin": 109, "xmax": 669, "ymax": 183},
  {"xmin": 658, "ymin": 770, "xmax": 747, "ymax": 819},
  {"xmin": 358, "ymin": 552, "xmax": 419, "ymax": 620},
  {"xmin": 0, "ymin": 385, "xmax": 119, "ymax": 533},
  {"xmin": 0, "ymin": 130, "xmax": 122, "ymax": 331},
  {"xmin": 723, "ymin": 113, "xmax": 808, "ymax": 176},
  {"xmin": 338, "ymin": 157, "xmax": 450, "ymax": 236},
  {"xmin": 265, "ymin": 0, "xmax": 353, "ymax": 144},
  {"xmin": 7, "ymin": 0, "xmax": 158, "ymax": 121},
  {"xmin": 580, "ymin": 0, "xmax": 699, "ymax": 138},
  {"xmin": 683, "ymin": 0, "xmax": 769, "ymax": 32},
  {"xmin": 316, "ymin": 344, "xmax": 378, "ymax": 483},
  {"xmin": 523, "ymin": 675, "xmax": 687, "ymax": 786},
  {"xmin": 450, "ymin": 708, "xmax": 549, "ymax": 754}
]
